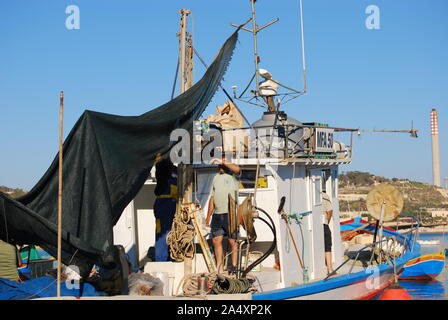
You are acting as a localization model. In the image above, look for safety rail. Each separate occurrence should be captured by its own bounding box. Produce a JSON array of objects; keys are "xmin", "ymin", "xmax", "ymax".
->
[
  {"xmin": 325, "ymin": 215, "xmax": 420, "ymax": 281},
  {"xmin": 196, "ymin": 122, "xmax": 357, "ymax": 161},
  {"xmin": 396, "ymin": 213, "xmax": 420, "ymax": 253},
  {"xmin": 324, "ymin": 238, "xmax": 390, "ymax": 281}
]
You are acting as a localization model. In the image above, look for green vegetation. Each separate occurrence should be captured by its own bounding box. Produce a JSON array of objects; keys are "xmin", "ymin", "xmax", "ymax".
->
[
  {"xmin": 339, "ymin": 171, "xmax": 448, "ymax": 223},
  {"xmin": 0, "ymin": 186, "xmax": 27, "ymax": 198},
  {"xmin": 339, "ymin": 171, "xmax": 389, "ymax": 187}
]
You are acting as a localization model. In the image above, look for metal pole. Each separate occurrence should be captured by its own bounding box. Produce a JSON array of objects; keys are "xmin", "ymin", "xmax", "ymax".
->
[
  {"xmin": 250, "ymin": 0, "xmax": 260, "ymax": 96},
  {"xmin": 298, "ymin": 0, "xmax": 307, "ymax": 92},
  {"xmin": 377, "ymin": 203, "xmax": 385, "ymax": 262},
  {"xmin": 57, "ymin": 91, "xmax": 64, "ymax": 297}
]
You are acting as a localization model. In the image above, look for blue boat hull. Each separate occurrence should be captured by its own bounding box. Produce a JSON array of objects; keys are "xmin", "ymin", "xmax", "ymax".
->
[
  {"xmin": 253, "ymin": 227, "xmax": 420, "ymax": 300},
  {"xmin": 400, "ymin": 253, "xmax": 445, "ymax": 280}
]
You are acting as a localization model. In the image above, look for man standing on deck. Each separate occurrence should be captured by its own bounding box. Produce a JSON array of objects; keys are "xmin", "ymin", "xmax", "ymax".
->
[
  {"xmin": 153, "ymin": 158, "xmax": 178, "ymax": 262},
  {"xmin": 205, "ymin": 157, "xmax": 241, "ymax": 274},
  {"xmin": 322, "ymin": 187, "xmax": 334, "ymax": 275}
]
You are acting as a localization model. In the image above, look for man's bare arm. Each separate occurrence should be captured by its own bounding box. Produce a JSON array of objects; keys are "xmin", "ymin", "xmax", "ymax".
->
[
  {"xmin": 327, "ymin": 210, "xmax": 333, "ymax": 223},
  {"xmin": 206, "ymin": 196, "xmax": 214, "ymax": 227},
  {"xmin": 215, "ymin": 158, "xmax": 241, "ymax": 175}
]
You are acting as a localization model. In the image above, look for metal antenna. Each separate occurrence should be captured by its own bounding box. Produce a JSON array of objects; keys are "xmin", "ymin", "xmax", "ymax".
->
[
  {"xmin": 298, "ymin": 0, "xmax": 307, "ymax": 93},
  {"xmin": 232, "ymin": 0, "xmax": 279, "ymax": 96},
  {"xmin": 231, "ymin": 0, "xmax": 308, "ymax": 110},
  {"xmin": 357, "ymin": 128, "xmax": 419, "ymax": 138}
]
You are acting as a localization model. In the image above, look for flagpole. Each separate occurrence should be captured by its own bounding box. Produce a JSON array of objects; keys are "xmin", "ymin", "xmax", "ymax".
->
[{"xmin": 57, "ymin": 91, "xmax": 64, "ymax": 297}]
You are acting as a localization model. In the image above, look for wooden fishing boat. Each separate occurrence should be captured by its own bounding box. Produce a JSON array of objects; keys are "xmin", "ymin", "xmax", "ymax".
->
[
  {"xmin": 109, "ymin": 0, "xmax": 421, "ymax": 301},
  {"xmin": 399, "ymin": 252, "xmax": 445, "ymax": 280},
  {"xmin": 0, "ymin": 1, "xmax": 420, "ymax": 301}
]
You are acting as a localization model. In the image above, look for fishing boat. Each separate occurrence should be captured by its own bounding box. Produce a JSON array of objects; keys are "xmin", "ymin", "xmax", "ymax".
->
[
  {"xmin": 109, "ymin": 1, "xmax": 420, "ymax": 300},
  {"xmin": 416, "ymin": 239, "xmax": 440, "ymax": 246},
  {"xmin": 399, "ymin": 252, "xmax": 445, "ymax": 280},
  {"xmin": 0, "ymin": 1, "xmax": 420, "ymax": 301}
]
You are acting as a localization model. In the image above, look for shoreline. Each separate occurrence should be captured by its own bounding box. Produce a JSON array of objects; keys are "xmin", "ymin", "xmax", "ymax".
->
[
  {"xmin": 417, "ymin": 225, "xmax": 448, "ymax": 235},
  {"xmin": 418, "ymin": 228, "xmax": 448, "ymax": 235}
]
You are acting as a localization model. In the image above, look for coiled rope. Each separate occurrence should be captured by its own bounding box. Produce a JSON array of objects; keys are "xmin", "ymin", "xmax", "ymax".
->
[
  {"xmin": 181, "ymin": 272, "xmax": 218, "ymax": 296},
  {"xmin": 212, "ymin": 275, "xmax": 254, "ymax": 295},
  {"xmin": 180, "ymin": 272, "xmax": 256, "ymax": 296},
  {"xmin": 166, "ymin": 204, "xmax": 195, "ymax": 261}
]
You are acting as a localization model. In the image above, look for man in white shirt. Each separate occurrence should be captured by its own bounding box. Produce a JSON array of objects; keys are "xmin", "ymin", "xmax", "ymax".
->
[{"xmin": 322, "ymin": 190, "xmax": 334, "ymax": 275}]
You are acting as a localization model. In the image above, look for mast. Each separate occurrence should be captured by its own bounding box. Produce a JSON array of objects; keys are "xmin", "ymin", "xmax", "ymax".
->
[
  {"xmin": 177, "ymin": 9, "xmax": 194, "ymax": 276},
  {"xmin": 250, "ymin": 0, "xmax": 261, "ymax": 95},
  {"xmin": 177, "ymin": 8, "xmax": 193, "ymax": 205},
  {"xmin": 178, "ymin": 9, "xmax": 193, "ymax": 94},
  {"xmin": 57, "ymin": 91, "xmax": 64, "ymax": 297},
  {"xmin": 231, "ymin": 1, "xmax": 279, "ymax": 109}
]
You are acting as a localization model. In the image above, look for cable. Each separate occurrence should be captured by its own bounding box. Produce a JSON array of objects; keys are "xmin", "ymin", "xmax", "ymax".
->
[
  {"xmin": 238, "ymin": 73, "xmax": 256, "ymax": 99},
  {"xmin": 241, "ymin": 207, "xmax": 277, "ymax": 278},
  {"xmin": 170, "ymin": 60, "xmax": 180, "ymax": 100}
]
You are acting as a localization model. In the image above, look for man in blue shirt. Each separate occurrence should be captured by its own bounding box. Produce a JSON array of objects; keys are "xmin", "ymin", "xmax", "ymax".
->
[{"xmin": 153, "ymin": 158, "xmax": 178, "ymax": 261}]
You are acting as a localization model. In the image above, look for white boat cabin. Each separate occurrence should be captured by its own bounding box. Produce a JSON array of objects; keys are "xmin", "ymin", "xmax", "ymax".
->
[{"xmin": 113, "ymin": 114, "xmax": 356, "ymax": 295}]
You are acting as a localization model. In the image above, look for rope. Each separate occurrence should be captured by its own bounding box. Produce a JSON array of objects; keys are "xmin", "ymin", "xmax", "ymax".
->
[
  {"xmin": 166, "ymin": 205, "xmax": 196, "ymax": 262},
  {"xmin": 181, "ymin": 272, "xmax": 218, "ymax": 296},
  {"xmin": 20, "ymin": 279, "xmax": 58, "ymax": 300},
  {"xmin": 212, "ymin": 274, "xmax": 255, "ymax": 294},
  {"xmin": 181, "ymin": 272, "xmax": 256, "ymax": 296}
]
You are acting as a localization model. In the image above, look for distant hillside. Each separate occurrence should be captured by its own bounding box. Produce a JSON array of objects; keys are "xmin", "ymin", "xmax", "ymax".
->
[
  {"xmin": 0, "ymin": 186, "xmax": 27, "ymax": 198},
  {"xmin": 338, "ymin": 171, "xmax": 448, "ymax": 218}
]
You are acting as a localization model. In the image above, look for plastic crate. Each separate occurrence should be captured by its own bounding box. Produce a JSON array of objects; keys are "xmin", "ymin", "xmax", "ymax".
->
[{"xmin": 27, "ymin": 259, "xmax": 55, "ymax": 279}]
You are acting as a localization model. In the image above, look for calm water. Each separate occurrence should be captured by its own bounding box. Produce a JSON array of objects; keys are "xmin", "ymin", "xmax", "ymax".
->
[{"xmin": 398, "ymin": 232, "xmax": 448, "ymax": 300}]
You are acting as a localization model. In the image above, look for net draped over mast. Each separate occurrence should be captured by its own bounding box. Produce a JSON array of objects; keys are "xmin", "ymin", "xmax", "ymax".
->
[{"xmin": 0, "ymin": 31, "xmax": 239, "ymax": 274}]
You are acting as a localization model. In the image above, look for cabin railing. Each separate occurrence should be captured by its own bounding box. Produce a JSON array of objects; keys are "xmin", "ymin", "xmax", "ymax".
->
[
  {"xmin": 325, "ymin": 216, "xmax": 420, "ymax": 281},
  {"xmin": 324, "ymin": 238, "xmax": 390, "ymax": 281},
  {"xmin": 195, "ymin": 122, "xmax": 357, "ymax": 161},
  {"xmin": 396, "ymin": 213, "xmax": 420, "ymax": 253}
]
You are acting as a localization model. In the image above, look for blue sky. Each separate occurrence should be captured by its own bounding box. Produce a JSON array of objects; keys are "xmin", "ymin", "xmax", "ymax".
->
[{"xmin": 0, "ymin": 0, "xmax": 447, "ymax": 190}]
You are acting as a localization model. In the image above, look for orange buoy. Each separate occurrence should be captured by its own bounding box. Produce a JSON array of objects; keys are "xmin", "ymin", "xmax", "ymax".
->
[{"xmin": 379, "ymin": 283, "xmax": 412, "ymax": 300}]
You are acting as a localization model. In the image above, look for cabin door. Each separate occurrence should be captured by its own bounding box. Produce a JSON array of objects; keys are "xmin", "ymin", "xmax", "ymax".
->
[
  {"xmin": 307, "ymin": 168, "xmax": 327, "ymax": 279},
  {"xmin": 113, "ymin": 201, "xmax": 139, "ymax": 269}
]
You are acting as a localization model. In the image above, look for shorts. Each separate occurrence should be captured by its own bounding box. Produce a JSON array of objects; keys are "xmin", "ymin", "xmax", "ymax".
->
[
  {"xmin": 324, "ymin": 224, "xmax": 332, "ymax": 253},
  {"xmin": 210, "ymin": 213, "xmax": 237, "ymax": 239}
]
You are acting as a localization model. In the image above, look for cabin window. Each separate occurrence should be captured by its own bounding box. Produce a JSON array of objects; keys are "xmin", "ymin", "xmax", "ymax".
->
[{"xmin": 239, "ymin": 168, "xmax": 269, "ymax": 189}]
